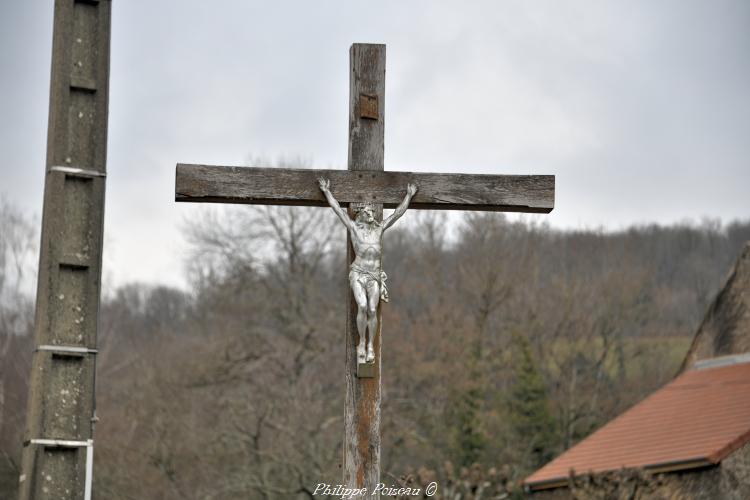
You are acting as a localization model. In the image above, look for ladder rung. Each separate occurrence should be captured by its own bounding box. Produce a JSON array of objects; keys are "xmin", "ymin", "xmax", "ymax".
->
[
  {"xmin": 70, "ymin": 77, "xmax": 97, "ymax": 92},
  {"xmin": 37, "ymin": 345, "xmax": 98, "ymax": 357},
  {"xmin": 59, "ymin": 256, "xmax": 90, "ymax": 269},
  {"xmin": 28, "ymin": 438, "xmax": 93, "ymax": 448},
  {"xmin": 48, "ymin": 166, "xmax": 106, "ymax": 178}
]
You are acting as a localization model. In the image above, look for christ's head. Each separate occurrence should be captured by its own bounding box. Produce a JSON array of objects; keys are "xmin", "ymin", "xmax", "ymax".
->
[{"xmin": 352, "ymin": 202, "xmax": 376, "ymax": 224}]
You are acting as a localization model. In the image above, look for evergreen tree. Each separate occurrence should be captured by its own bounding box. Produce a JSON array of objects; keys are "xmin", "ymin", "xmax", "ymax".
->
[
  {"xmin": 446, "ymin": 352, "xmax": 486, "ymax": 467},
  {"xmin": 509, "ymin": 333, "xmax": 558, "ymax": 470},
  {"xmin": 451, "ymin": 383, "xmax": 485, "ymax": 467}
]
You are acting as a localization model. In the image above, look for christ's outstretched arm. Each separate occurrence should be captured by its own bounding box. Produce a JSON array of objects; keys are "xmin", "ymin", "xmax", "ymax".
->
[
  {"xmin": 383, "ymin": 183, "xmax": 418, "ymax": 230},
  {"xmin": 318, "ymin": 178, "xmax": 354, "ymax": 231}
]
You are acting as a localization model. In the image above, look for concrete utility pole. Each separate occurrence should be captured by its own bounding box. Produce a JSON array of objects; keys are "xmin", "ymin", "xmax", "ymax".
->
[{"xmin": 19, "ymin": 1, "xmax": 111, "ymax": 499}]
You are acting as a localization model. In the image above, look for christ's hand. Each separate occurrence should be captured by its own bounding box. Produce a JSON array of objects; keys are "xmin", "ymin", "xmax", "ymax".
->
[{"xmin": 318, "ymin": 178, "xmax": 330, "ymax": 192}]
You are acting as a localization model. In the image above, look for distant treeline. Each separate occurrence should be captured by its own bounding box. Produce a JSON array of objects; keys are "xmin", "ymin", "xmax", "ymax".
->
[{"xmin": 1, "ymin": 198, "xmax": 748, "ymax": 498}]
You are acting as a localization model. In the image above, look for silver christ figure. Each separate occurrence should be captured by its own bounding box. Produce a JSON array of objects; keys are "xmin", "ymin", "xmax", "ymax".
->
[{"xmin": 319, "ymin": 178, "xmax": 417, "ymax": 363}]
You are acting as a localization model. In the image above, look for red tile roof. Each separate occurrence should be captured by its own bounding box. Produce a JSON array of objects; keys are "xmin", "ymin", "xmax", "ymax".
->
[{"xmin": 525, "ymin": 359, "xmax": 750, "ymax": 490}]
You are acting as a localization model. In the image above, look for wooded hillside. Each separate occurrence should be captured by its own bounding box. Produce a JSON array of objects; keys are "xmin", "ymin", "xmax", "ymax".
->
[{"xmin": 1, "ymin": 200, "xmax": 748, "ymax": 498}]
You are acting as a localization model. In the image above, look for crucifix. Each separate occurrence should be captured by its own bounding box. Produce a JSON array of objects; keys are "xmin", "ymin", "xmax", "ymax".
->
[{"xmin": 175, "ymin": 44, "xmax": 554, "ymax": 497}]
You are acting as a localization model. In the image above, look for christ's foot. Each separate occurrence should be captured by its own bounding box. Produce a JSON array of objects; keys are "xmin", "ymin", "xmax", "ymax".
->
[
  {"xmin": 366, "ymin": 346, "xmax": 375, "ymax": 363},
  {"xmin": 357, "ymin": 346, "xmax": 366, "ymax": 363}
]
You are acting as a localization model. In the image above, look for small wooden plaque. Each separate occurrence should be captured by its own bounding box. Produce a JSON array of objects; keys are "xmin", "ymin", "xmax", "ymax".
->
[
  {"xmin": 357, "ymin": 361, "xmax": 376, "ymax": 378},
  {"xmin": 359, "ymin": 93, "xmax": 378, "ymax": 120}
]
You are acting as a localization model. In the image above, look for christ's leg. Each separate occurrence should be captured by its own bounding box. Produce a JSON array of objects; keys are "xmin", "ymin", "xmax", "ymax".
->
[
  {"xmin": 365, "ymin": 281, "xmax": 380, "ymax": 363},
  {"xmin": 351, "ymin": 278, "xmax": 368, "ymax": 363}
]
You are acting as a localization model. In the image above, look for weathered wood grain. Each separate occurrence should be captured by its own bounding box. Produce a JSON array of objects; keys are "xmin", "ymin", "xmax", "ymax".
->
[
  {"xmin": 344, "ymin": 43, "xmax": 384, "ymax": 497},
  {"xmin": 176, "ymin": 164, "xmax": 555, "ymax": 213}
]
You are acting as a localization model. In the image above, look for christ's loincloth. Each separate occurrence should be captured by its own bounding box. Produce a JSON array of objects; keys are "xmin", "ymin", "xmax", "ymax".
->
[{"xmin": 349, "ymin": 264, "xmax": 389, "ymax": 303}]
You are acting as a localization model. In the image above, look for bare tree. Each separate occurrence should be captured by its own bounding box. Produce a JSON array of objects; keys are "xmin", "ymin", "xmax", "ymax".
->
[{"xmin": 0, "ymin": 198, "xmax": 37, "ymax": 497}]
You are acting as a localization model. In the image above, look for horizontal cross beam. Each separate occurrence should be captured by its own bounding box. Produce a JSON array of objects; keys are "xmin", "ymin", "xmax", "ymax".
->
[{"xmin": 175, "ymin": 164, "xmax": 555, "ymax": 213}]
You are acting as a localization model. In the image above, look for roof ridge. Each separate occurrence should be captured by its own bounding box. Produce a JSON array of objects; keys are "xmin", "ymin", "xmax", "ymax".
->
[{"xmin": 693, "ymin": 352, "xmax": 750, "ymax": 370}]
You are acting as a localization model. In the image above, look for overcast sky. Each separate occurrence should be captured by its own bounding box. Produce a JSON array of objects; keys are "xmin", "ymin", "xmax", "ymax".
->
[{"xmin": 2, "ymin": 1, "xmax": 749, "ymax": 289}]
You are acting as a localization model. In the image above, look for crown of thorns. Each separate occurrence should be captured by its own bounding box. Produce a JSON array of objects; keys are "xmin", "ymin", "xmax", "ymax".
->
[{"xmin": 351, "ymin": 202, "xmax": 375, "ymax": 214}]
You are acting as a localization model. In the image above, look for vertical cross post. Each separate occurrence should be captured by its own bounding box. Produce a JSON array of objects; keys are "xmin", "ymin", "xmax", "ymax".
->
[
  {"xmin": 344, "ymin": 43, "xmax": 385, "ymax": 495},
  {"xmin": 19, "ymin": 0, "xmax": 111, "ymax": 499}
]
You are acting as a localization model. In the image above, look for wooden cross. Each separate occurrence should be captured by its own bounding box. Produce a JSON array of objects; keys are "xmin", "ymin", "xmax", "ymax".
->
[{"xmin": 175, "ymin": 44, "xmax": 554, "ymax": 497}]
